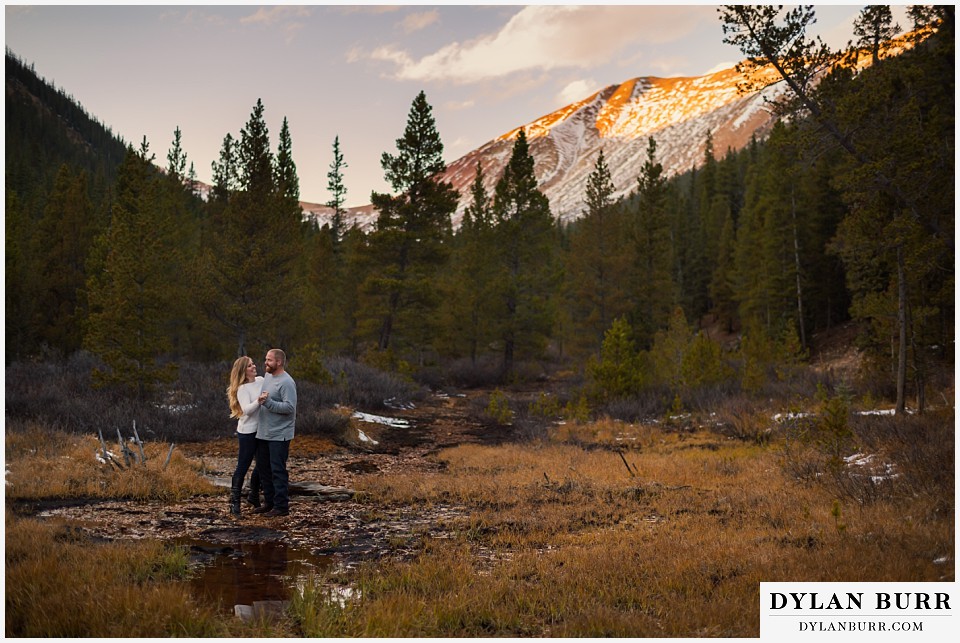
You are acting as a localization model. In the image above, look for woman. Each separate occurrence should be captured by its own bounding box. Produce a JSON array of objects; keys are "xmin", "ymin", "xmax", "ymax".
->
[{"xmin": 226, "ymin": 356, "xmax": 264, "ymax": 516}]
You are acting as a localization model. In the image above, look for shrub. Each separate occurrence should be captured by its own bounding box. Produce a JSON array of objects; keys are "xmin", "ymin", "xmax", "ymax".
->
[
  {"xmin": 485, "ymin": 389, "xmax": 513, "ymax": 425},
  {"xmin": 444, "ymin": 357, "xmax": 504, "ymax": 388},
  {"xmin": 681, "ymin": 332, "xmax": 732, "ymax": 389},
  {"xmin": 5, "ymin": 355, "xmax": 423, "ymax": 443},
  {"xmin": 588, "ymin": 317, "xmax": 643, "ymax": 401},
  {"xmin": 319, "ymin": 356, "xmax": 423, "ymax": 410}
]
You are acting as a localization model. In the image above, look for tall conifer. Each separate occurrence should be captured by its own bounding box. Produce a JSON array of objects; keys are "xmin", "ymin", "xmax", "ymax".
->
[
  {"xmin": 441, "ymin": 161, "xmax": 497, "ymax": 363},
  {"xmin": 631, "ymin": 137, "xmax": 676, "ymax": 347},
  {"xmin": 84, "ymin": 140, "xmax": 178, "ymax": 399},
  {"xmin": 326, "ymin": 135, "xmax": 348, "ymax": 246},
  {"xmin": 491, "ymin": 129, "xmax": 559, "ymax": 376},
  {"xmin": 32, "ymin": 165, "xmax": 94, "ymax": 354},
  {"xmin": 361, "ymin": 91, "xmax": 458, "ymax": 360},
  {"xmin": 565, "ymin": 150, "xmax": 631, "ymax": 358},
  {"xmin": 198, "ymin": 99, "xmax": 302, "ymax": 356}
]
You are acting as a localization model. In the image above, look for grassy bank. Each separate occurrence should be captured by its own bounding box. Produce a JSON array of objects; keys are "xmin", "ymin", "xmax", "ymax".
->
[
  {"xmin": 291, "ymin": 408, "xmax": 954, "ymax": 637},
  {"xmin": 5, "ymin": 384, "xmax": 953, "ymax": 637}
]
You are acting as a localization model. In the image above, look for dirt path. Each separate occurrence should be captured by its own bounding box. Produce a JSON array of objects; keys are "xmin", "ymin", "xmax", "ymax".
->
[{"xmin": 27, "ymin": 389, "xmax": 507, "ymax": 565}]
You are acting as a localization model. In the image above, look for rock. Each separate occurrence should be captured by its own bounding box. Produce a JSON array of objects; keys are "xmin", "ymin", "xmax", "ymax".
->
[{"xmin": 234, "ymin": 600, "xmax": 289, "ymax": 621}]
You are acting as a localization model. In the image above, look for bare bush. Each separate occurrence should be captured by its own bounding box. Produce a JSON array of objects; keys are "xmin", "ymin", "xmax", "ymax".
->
[
  {"xmin": 319, "ymin": 356, "xmax": 424, "ymax": 410},
  {"xmin": 597, "ymin": 387, "xmax": 669, "ymax": 422},
  {"xmin": 444, "ymin": 357, "xmax": 504, "ymax": 388},
  {"xmin": 511, "ymin": 405, "xmax": 553, "ymax": 442},
  {"xmin": 711, "ymin": 395, "xmax": 777, "ymax": 444},
  {"xmin": 850, "ymin": 409, "xmax": 954, "ymax": 507},
  {"xmin": 5, "ymin": 355, "xmax": 423, "ymax": 443}
]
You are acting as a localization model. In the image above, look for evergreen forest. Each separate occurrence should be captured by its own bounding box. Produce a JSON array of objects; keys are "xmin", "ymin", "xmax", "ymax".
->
[{"xmin": 4, "ymin": 6, "xmax": 954, "ymax": 417}]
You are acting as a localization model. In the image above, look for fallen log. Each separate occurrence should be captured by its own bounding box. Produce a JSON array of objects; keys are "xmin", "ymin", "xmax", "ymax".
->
[{"xmin": 205, "ymin": 476, "xmax": 355, "ymax": 502}]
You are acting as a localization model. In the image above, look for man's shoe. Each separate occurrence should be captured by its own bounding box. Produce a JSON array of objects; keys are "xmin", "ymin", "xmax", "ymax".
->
[
  {"xmin": 263, "ymin": 508, "xmax": 289, "ymax": 517},
  {"xmin": 251, "ymin": 504, "xmax": 274, "ymax": 514}
]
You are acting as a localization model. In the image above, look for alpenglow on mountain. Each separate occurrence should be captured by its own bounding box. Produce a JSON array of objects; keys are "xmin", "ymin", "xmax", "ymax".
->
[{"xmin": 303, "ymin": 63, "xmax": 786, "ymax": 228}]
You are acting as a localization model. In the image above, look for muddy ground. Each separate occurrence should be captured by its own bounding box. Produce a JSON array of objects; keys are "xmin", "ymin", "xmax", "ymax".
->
[{"xmin": 21, "ymin": 388, "xmax": 522, "ymax": 582}]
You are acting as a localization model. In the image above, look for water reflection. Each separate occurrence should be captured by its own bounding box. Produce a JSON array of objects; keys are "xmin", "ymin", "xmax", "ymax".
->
[{"xmin": 177, "ymin": 538, "xmax": 332, "ymax": 611}]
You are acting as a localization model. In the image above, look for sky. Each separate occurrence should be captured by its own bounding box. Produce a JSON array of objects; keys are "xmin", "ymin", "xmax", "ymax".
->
[{"xmin": 4, "ymin": 3, "xmax": 910, "ymax": 207}]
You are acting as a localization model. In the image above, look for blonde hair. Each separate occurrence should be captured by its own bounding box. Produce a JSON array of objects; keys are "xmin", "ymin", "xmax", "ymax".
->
[{"xmin": 227, "ymin": 356, "xmax": 253, "ymax": 419}]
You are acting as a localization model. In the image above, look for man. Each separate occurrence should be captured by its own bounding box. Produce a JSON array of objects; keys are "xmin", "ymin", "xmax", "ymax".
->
[{"xmin": 252, "ymin": 348, "xmax": 297, "ymax": 517}]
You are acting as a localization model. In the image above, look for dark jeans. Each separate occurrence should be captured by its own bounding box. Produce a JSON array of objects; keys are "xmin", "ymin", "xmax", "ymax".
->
[
  {"xmin": 255, "ymin": 438, "xmax": 291, "ymax": 511},
  {"xmin": 231, "ymin": 432, "xmax": 260, "ymax": 493}
]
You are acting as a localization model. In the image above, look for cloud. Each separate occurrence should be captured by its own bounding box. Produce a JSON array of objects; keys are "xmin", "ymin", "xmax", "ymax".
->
[
  {"xmin": 444, "ymin": 99, "xmax": 476, "ymax": 111},
  {"xmin": 160, "ymin": 8, "xmax": 228, "ymax": 28},
  {"xmin": 240, "ymin": 6, "xmax": 311, "ymax": 26},
  {"xmin": 362, "ymin": 5, "xmax": 712, "ymax": 83},
  {"xmin": 556, "ymin": 79, "xmax": 598, "ymax": 106},
  {"xmin": 400, "ymin": 10, "xmax": 440, "ymax": 34}
]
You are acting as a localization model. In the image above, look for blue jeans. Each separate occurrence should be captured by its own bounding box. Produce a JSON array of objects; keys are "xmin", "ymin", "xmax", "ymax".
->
[
  {"xmin": 231, "ymin": 433, "xmax": 260, "ymax": 493},
  {"xmin": 255, "ymin": 438, "xmax": 291, "ymax": 511}
]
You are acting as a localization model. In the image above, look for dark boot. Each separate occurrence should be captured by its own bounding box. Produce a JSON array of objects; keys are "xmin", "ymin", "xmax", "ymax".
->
[
  {"xmin": 245, "ymin": 468, "xmax": 262, "ymax": 508},
  {"xmin": 229, "ymin": 485, "xmax": 242, "ymax": 516}
]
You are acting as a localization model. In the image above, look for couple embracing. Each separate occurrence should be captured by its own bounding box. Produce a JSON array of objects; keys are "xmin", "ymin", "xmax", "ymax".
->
[{"xmin": 226, "ymin": 348, "xmax": 297, "ymax": 518}]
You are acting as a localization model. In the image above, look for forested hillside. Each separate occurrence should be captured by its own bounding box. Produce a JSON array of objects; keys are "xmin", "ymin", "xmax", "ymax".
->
[{"xmin": 4, "ymin": 6, "xmax": 953, "ymax": 414}]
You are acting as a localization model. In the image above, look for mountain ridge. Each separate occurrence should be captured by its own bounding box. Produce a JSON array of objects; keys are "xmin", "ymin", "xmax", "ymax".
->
[{"xmin": 302, "ymin": 62, "xmax": 785, "ymax": 228}]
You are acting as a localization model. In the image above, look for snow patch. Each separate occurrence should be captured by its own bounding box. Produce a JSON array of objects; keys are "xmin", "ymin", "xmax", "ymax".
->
[
  {"xmin": 352, "ymin": 411, "xmax": 410, "ymax": 428},
  {"xmin": 772, "ymin": 412, "xmax": 812, "ymax": 422},
  {"xmin": 384, "ymin": 397, "xmax": 416, "ymax": 410},
  {"xmin": 356, "ymin": 429, "xmax": 379, "ymax": 445}
]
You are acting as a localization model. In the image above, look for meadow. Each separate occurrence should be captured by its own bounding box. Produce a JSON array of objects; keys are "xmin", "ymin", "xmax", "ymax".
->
[{"xmin": 5, "ymin": 362, "xmax": 953, "ymax": 637}]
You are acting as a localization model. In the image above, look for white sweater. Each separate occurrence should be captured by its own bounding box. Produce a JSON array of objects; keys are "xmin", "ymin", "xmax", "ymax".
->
[{"xmin": 236, "ymin": 376, "xmax": 263, "ymax": 434}]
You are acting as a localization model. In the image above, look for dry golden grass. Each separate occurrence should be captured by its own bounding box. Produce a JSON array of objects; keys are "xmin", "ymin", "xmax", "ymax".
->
[
  {"xmin": 5, "ymin": 424, "xmax": 216, "ymax": 501},
  {"xmin": 4, "ymin": 427, "xmax": 293, "ymax": 638},
  {"xmin": 6, "ymin": 405, "xmax": 951, "ymax": 637},
  {"xmin": 293, "ymin": 420, "xmax": 953, "ymax": 637},
  {"xmin": 5, "ymin": 510, "xmax": 214, "ymax": 636},
  {"xmin": 5, "ymin": 510, "xmax": 294, "ymax": 637}
]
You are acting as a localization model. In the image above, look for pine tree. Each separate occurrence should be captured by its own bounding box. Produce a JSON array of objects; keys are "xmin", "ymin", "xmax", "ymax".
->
[
  {"xmin": 588, "ymin": 316, "xmax": 643, "ymax": 400},
  {"xmin": 360, "ymin": 91, "xmax": 458, "ymax": 360},
  {"xmin": 709, "ymin": 209, "xmax": 737, "ymax": 331},
  {"xmin": 721, "ymin": 3, "xmax": 954, "ymax": 412},
  {"xmin": 648, "ymin": 306, "xmax": 692, "ymax": 393},
  {"xmin": 829, "ymin": 21, "xmax": 954, "ymax": 412},
  {"xmin": 274, "ymin": 116, "xmax": 300, "ymax": 202},
  {"xmin": 5, "ymin": 189, "xmax": 34, "ymax": 358},
  {"xmin": 564, "ymin": 150, "xmax": 631, "ymax": 358},
  {"xmin": 302, "ymin": 223, "xmax": 346, "ymax": 353},
  {"xmin": 441, "ymin": 161, "xmax": 498, "ymax": 363},
  {"xmin": 161, "ymin": 127, "xmax": 204, "ymax": 356},
  {"xmin": 32, "ymin": 165, "xmax": 94, "ymax": 354},
  {"xmin": 682, "ymin": 139, "xmax": 716, "ymax": 319},
  {"xmin": 84, "ymin": 140, "xmax": 178, "ymax": 399},
  {"xmin": 238, "ymin": 99, "xmax": 274, "ymax": 197},
  {"xmin": 210, "ymin": 133, "xmax": 239, "ymax": 204},
  {"xmin": 166, "ymin": 126, "xmax": 187, "ymax": 182},
  {"xmin": 197, "ymin": 99, "xmax": 303, "ymax": 357},
  {"xmin": 300, "ymin": 135, "xmax": 352, "ymax": 354},
  {"xmin": 490, "ymin": 128, "xmax": 559, "ymax": 377},
  {"xmin": 853, "ymin": 5, "xmax": 900, "ymax": 65},
  {"xmin": 325, "ymin": 135, "xmax": 348, "ymax": 246},
  {"xmin": 731, "ymin": 124, "xmax": 798, "ymax": 339},
  {"xmin": 630, "ymin": 137, "xmax": 676, "ymax": 347}
]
